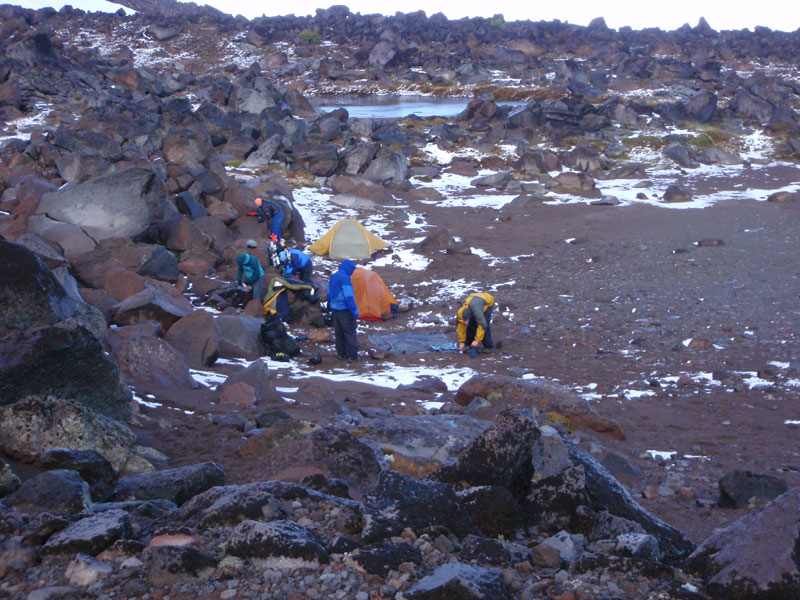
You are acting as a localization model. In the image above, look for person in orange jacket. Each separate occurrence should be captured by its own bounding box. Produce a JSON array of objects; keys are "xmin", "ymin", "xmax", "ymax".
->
[{"xmin": 457, "ymin": 292, "xmax": 495, "ymax": 353}]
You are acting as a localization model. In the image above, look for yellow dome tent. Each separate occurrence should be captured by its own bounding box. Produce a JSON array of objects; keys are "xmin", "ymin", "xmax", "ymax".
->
[{"xmin": 309, "ymin": 217, "xmax": 389, "ymax": 260}]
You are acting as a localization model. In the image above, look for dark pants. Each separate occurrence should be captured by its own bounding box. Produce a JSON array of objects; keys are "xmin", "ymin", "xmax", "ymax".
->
[
  {"xmin": 332, "ymin": 310, "xmax": 358, "ymax": 360},
  {"xmin": 297, "ymin": 263, "xmax": 313, "ymax": 284},
  {"xmin": 465, "ymin": 306, "xmax": 494, "ymax": 348},
  {"xmin": 242, "ymin": 277, "xmax": 264, "ymax": 305}
]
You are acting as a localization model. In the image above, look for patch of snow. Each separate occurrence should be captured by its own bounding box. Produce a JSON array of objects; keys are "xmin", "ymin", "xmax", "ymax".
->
[{"xmin": 646, "ymin": 450, "xmax": 677, "ymax": 461}]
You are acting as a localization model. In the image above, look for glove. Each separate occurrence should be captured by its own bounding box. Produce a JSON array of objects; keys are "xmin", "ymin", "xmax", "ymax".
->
[{"xmin": 247, "ymin": 211, "xmax": 257, "ymax": 216}]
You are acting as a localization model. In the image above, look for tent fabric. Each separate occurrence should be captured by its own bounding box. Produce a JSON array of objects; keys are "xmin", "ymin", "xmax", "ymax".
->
[
  {"xmin": 369, "ymin": 332, "xmax": 458, "ymax": 354},
  {"xmin": 351, "ymin": 268, "xmax": 398, "ymax": 321},
  {"xmin": 309, "ymin": 217, "xmax": 389, "ymax": 260}
]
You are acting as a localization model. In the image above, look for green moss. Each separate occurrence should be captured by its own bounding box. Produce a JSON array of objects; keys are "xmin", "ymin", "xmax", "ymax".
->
[{"xmin": 299, "ymin": 28, "xmax": 320, "ymax": 45}]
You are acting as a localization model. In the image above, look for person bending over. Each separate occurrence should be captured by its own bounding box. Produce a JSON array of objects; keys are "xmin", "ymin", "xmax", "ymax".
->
[{"xmin": 457, "ymin": 292, "xmax": 495, "ymax": 352}]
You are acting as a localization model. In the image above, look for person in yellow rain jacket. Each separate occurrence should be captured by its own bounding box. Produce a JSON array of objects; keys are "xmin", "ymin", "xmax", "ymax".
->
[{"xmin": 456, "ymin": 292, "xmax": 495, "ymax": 352}]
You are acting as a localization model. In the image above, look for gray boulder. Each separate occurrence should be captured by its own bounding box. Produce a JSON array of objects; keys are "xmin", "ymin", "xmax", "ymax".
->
[
  {"xmin": 240, "ymin": 134, "xmax": 281, "ymax": 169},
  {"xmin": 34, "ymin": 167, "xmax": 168, "ymax": 244},
  {"xmin": 717, "ymin": 470, "xmax": 789, "ymax": 508},
  {"xmin": 687, "ymin": 487, "xmax": 800, "ymax": 599},
  {"xmin": 234, "ymin": 77, "xmax": 288, "ymax": 117},
  {"xmin": 4, "ymin": 470, "xmax": 92, "ymax": 517},
  {"xmin": 663, "ymin": 184, "xmax": 693, "ymax": 203},
  {"xmin": 0, "ymin": 396, "xmax": 151, "ymax": 475},
  {"xmin": 565, "ymin": 439, "xmax": 695, "ymax": 561},
  {"xmin": 41, "ymin": 448, "xmax": 118, "ymax": 502},
  {"xmin": 228, "ymin": 519, "xmax": 328, "ymax": 565},
  {"xmin": 176, "ymin": 482, "xmax": 286, "ymax": 529},
  {"xmin": 360, "ymin": 470, "xmax": 479, "ymax": 543},
  {"xmin": 400, "ymin": 562, "xmax": 510, "ymax": 600},
  {"xmin": 144, "ymin": 544, "xmax": 215, "ymax": 587},
  {"xmin": 111, "ymin": 287, "xmax": 192, "ymax": 331},
  {"xmin": 0, "ymin": 459, "xmax": 21, "ymax": 497},
  {"xmin": 110, "ymin": 462, "xmax": 225, "ymax": 506},
  {"xmin": 427, "ymin": 409, "xmax": 539, "ymax": 498},
  {"xmin": 0, "ymin": 320, "xmax": 132, "ymax": 422},
  {"xmin": 42, "ymin": 509, "xmax": 132, "ymax": 555},
  {"xmin": 0, "ymin": 240, "xmax": 100, "ymax": 337},
  {"xmin": 350, "ymin": 541, "xmax": 421, "ymax": 576},
  {"xmin": 457, "ymin": 486, "xmax": 524, "ymax": 538},
  {"xmin": 362, "ymin": 148, "xmax": 408, "ymax": 186}
]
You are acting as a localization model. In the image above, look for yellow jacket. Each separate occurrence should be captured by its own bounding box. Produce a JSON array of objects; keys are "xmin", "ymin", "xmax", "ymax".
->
[{"xmin": 457, "ymin": 293, "xmax": 494, "ymax": 343}]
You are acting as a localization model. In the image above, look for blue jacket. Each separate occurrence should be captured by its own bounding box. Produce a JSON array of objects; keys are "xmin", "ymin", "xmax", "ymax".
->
[
  {"xmin": 327, "ymin": 259, "xmax": 359, "ymax": 318},
  {"xmin": 236, "ymin": 253, "xmax": 264, "ymax": 285},
  {"xmin": 282, "ymin": 249, "xmax": 312, "ymax": 277}
]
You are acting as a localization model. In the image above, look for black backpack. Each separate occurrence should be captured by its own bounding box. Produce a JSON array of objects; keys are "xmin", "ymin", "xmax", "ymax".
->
[{"xmin": 259, "ymin": 313, "xmax": 301, "ymax": 357}]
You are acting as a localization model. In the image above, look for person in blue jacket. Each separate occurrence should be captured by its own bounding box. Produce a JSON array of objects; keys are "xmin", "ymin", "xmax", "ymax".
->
[
  {"xmin": 327, "ymin": 259, "xmax": 359, "ymax": 361},
  {"xmin": 236, "ymin": 240, "xmax": 265, "ymax": 303},
  {"xmin": 279, "ymin": 246, "xmax": 313, "ymax": 284},
  {"xmin": 254, "ymin": 196, "xmax": 284, "ymax": 242}
]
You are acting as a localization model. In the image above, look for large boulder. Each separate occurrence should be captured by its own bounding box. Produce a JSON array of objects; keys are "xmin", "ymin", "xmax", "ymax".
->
[
  {"xmin": 4, "ymin": 470, "xmax": 92, "ymax": 517},
  {"xmin": 360, "ymin": 470, "xmax": 480, "ymax": 543},
  {"xmin": 687, "ymin": 487, "xmax": 800, "ymax": 599},
  {"xmin": 33, "ymin": 167, "xmax": 168, "ymax": 245},
  {"xmin": 42, "ymin": 509, "xmax": 132, "ymax": 556},
  {"xmin": 41, "ymin": 448, "xmax": 118, "ymax": 502},
  {"xmin": 228, "ymin": 519, "xmax": 328, "ymax": 565},
  {"xmin": 362, "ymin": 148, "xmax": 408, "ymax": 187},
  {"xmin": 427, "ymin": 409, "xmax": 539, "ymax": 498},
  {"xmin": 240, "ymin": 426, "xmax": 380, "ymax": 498},
  {"xmin": 74, "ymin": 241, "xmax": 180, "ymax": 288},
  {"xmin": 564, "ymin": 439, "xmax": 695, "ymax": 561},
  {"xmin": 216, "ymin": 359, "xmax": 274, "ymax": 403},
  {"xmin": 111, "ymin": 287, "xmax": 192, "ymax": 331},
  {"xmin": 0, "ymin": 240, "xmax": 100, "ymax": 337},
  {"xmin": 110, "ymin": 462, "xmax": 225, "ymax": 506},
  {"xmin": 111, "ymin": 336, "xmax": 198, "ymax": 390},
  {"xmin": 400, "ymin": 561, "xmax": 510, "ymax": 600},
  {"xmin": 215, "ymin": 314, "xmax": 264, "ymax": 359},
  {"xmin": 0, "ymin": 320, "xmax": 132, "ymax": 421},
  {"xmin": 0, "ymin": 396, "xmax": 152, "ymax": 475},
  {"xmin": 164, "ymin": 310, "xmax": 220, "ymax": 368},
  {"xmin": 454, "ymin": 376, "xmax": 623, "ymax": 439}
]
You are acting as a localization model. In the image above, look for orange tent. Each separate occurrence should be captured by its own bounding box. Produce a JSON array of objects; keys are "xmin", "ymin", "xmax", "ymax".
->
[{"xmin": 352, "ymin": 268, "xmax": 398, "ymax": 321}]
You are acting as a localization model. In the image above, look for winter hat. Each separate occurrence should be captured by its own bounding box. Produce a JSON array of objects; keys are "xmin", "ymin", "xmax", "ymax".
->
[{"xmin": 246, "ymin": 239, "xmax": 258, "ymax": 248}]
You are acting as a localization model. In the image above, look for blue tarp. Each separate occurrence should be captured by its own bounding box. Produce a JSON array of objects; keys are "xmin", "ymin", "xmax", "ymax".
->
[{"xmin": 368, "ymin": 332, "xmax": 458, "ymax": 354}]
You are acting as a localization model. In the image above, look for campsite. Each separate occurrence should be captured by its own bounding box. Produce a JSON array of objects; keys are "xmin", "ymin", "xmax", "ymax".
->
[{"xmin": 2, "ymin": 2, "xmax": 800, "ymax": 599}]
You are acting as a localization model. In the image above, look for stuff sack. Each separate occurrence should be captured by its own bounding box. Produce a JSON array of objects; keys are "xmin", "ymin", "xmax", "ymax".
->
[{"xmin": 259, "ymin": 313, "xmax": 301, "ymax": 356}]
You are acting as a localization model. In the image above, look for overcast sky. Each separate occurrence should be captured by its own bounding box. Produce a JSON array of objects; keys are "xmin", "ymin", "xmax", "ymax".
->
[{"xmin": 14, "ymin": 0, "xmax": 800, "ymax": 32}]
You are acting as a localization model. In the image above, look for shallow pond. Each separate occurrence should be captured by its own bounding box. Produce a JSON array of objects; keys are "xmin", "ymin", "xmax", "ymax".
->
[{"xmin": 311, "ymin": 95, "xmax": 527, "ymax": 119}]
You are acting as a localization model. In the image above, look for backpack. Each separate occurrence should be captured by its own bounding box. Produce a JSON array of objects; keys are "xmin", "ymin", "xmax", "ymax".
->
[{"xmin": 259, "ymin": 313, "xmax": 301, "ymax": 357}]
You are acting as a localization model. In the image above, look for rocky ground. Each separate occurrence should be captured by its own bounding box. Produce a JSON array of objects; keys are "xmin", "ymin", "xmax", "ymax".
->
[{"xmin": 2, "ymin": 2, "xmax": 800, "ymax": 599}]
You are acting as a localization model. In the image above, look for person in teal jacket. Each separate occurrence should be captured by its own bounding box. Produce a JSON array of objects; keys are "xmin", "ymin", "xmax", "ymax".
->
[
  {"xmin": 327, "ymin": 259, "xmax": 359, "ymax": 361},
  {"xmin": 236, "ymin": 240, "xmax": 265, "ymax": 303}
]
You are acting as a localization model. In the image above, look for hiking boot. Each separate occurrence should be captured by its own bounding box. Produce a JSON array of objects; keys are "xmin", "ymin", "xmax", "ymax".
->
[
  {"xmin": 336, "ymin": 354, "xmax": 346, "ymax": 361},
  {"xmin": 346, "ymin": 354, "xmax": 360, "ymax": 363}
]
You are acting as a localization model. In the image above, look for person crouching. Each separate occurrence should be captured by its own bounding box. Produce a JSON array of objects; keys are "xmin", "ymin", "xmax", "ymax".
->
[{"xmin": 457, "ymin": 292, "xmax": 495, "ymax": 353}]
